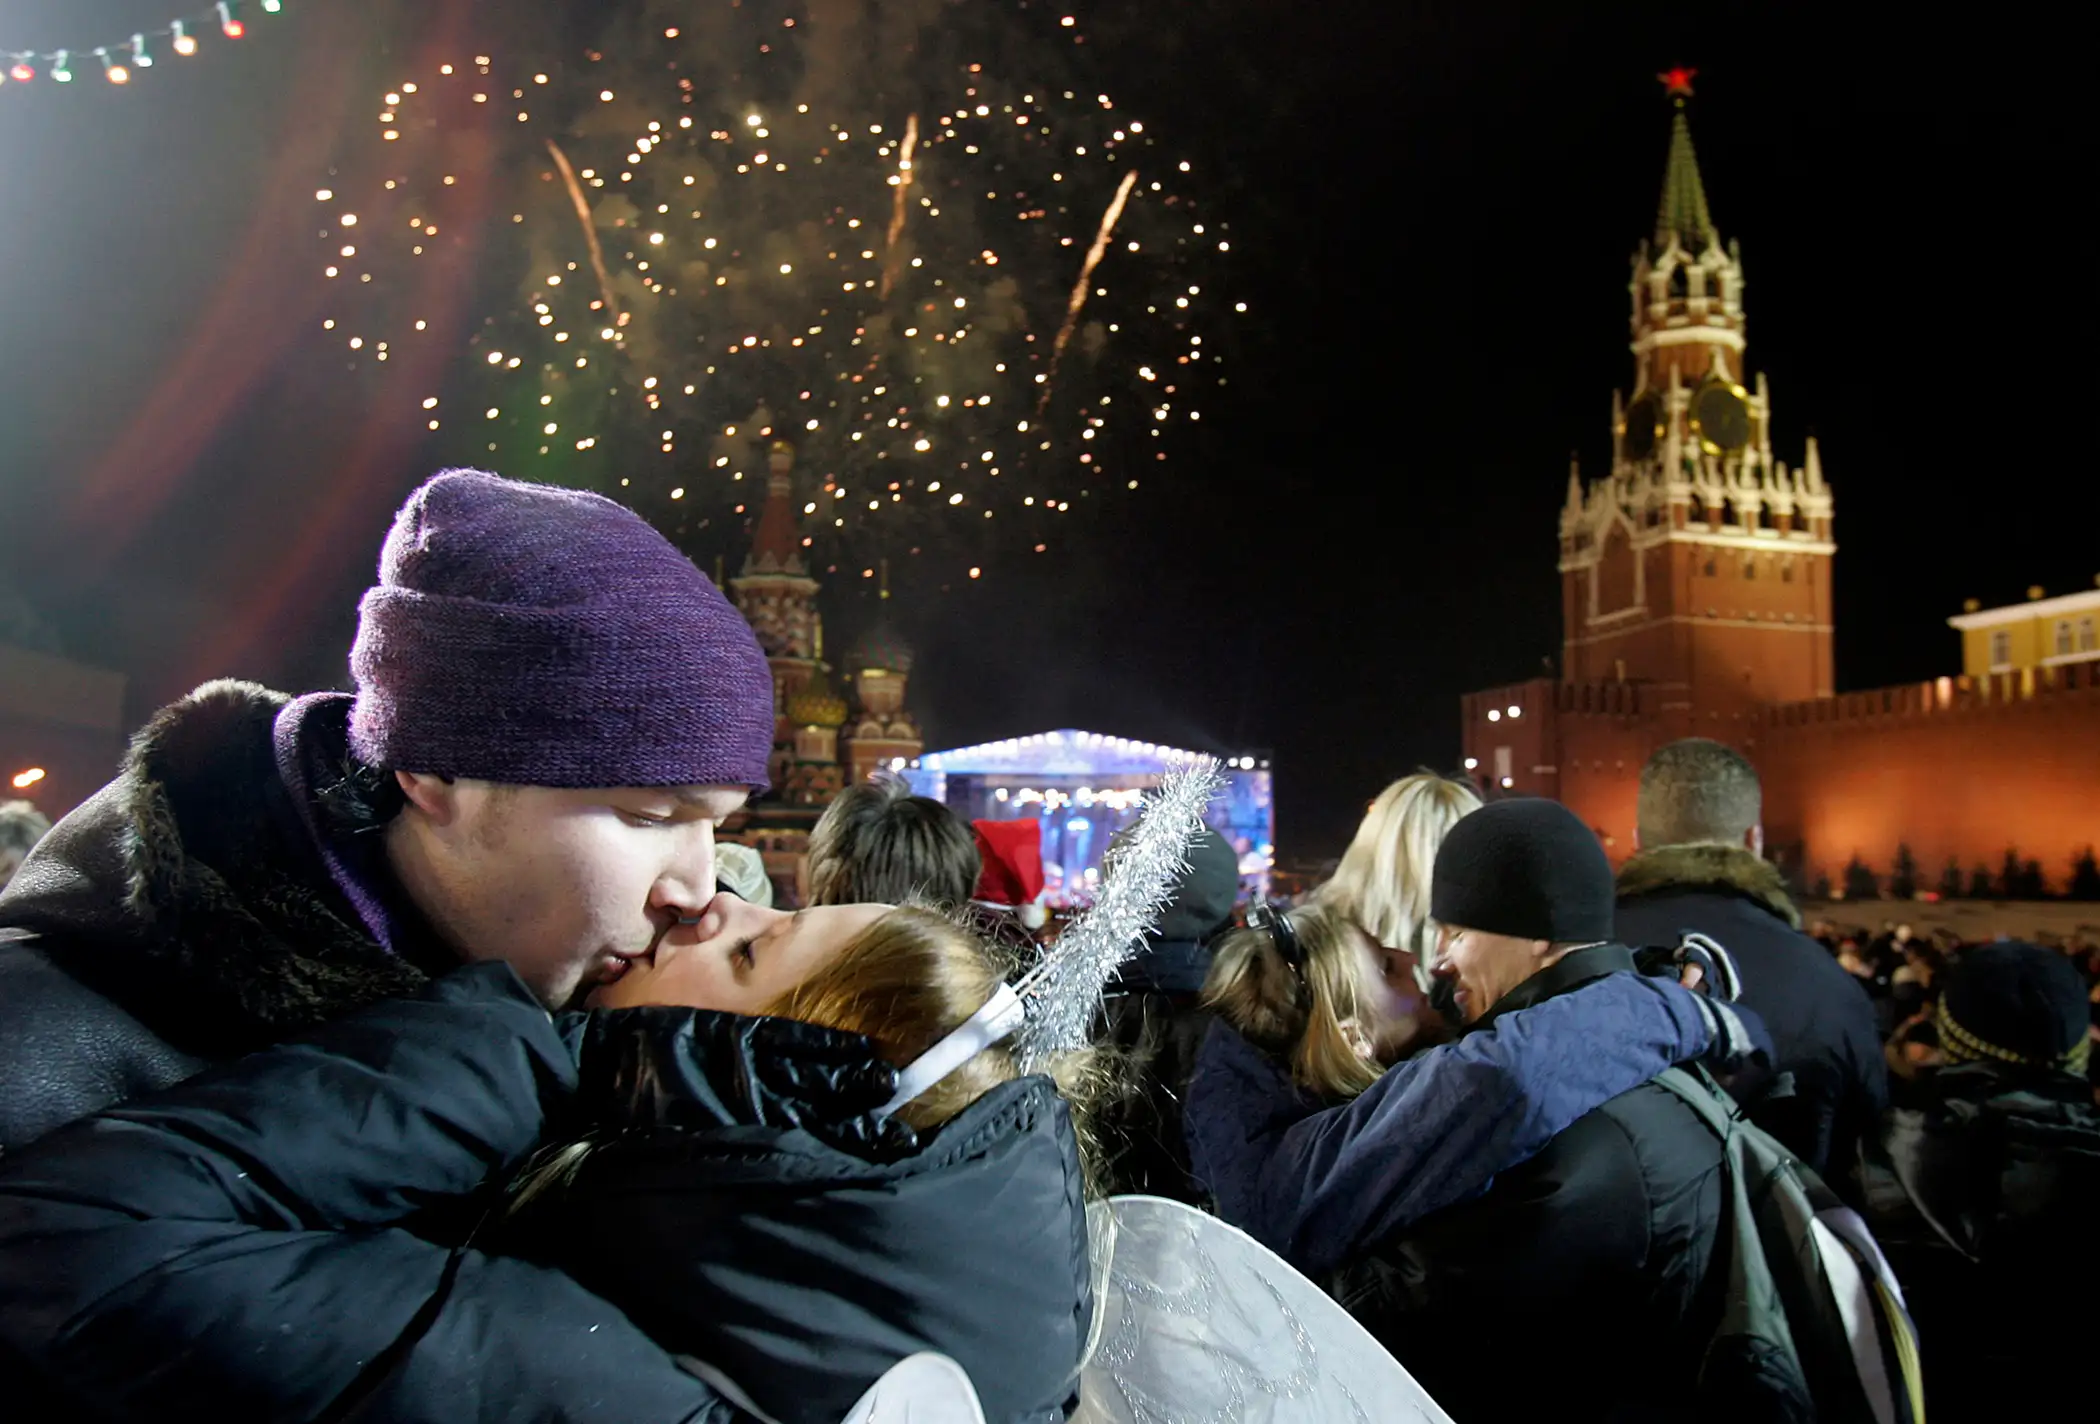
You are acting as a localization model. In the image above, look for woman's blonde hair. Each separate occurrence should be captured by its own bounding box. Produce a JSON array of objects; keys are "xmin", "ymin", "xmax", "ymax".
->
[
  {"xmin": 1319, "ymin": 773, "xmax": 1481, "ymax": 967},
  {"xmin": 1201, "ymin": 899, "xmax": 1382, "ymax": 1100},
  {"xmin": 765, "ymin": 905, "xmax": 1019, "ymax": 1132}
]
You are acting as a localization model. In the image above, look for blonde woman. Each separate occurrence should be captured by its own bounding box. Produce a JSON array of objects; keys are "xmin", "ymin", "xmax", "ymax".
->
[
  {"xmin": 1202, "ymin": 898, "xmax": 1416, "ymax": 1100},
  {"xmin": 1318, "ymin": 772, "xmax": 1483, "ymax": 994}
]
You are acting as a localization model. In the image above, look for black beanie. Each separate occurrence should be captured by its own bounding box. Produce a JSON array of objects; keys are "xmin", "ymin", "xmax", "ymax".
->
[
  {"xmin": 1430, "ymin": 798, "xmax": 1615, "ymax": 943},
  {"xmin": 1108, "ymin": 826, "xmax": 1240, "ymax": 943},
  {"xmin": 1938, "ymin": 942, "xmax": 2090, "ymax": 1070}
]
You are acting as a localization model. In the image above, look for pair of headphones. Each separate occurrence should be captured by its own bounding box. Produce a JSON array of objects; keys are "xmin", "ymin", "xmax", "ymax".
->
[{"xmin": 1246, "ymin": 900, "xmax": 1306, "ymax": 974}]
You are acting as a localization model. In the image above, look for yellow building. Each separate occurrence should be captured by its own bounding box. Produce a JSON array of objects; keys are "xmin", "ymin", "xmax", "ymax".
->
[{"xmin": 1947, "ymin": 581, "xmax": 2100, "ymax": 677}]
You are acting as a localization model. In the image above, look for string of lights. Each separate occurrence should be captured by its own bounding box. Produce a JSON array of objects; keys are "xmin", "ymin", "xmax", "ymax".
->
[
  {"xmin": 321, "ymin": 2, "xmax": 1236, "ymax": 585},
  {"xmin": 2, "ymin": 0, "xmax": 287, "ymax": 88}
]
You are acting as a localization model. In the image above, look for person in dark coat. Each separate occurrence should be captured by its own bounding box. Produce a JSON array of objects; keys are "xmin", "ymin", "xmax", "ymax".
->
[
  {"xmin": 0, "ymin": 897, "xmax": 1093, "ymax": 1424},
  {"xmin": 1095, "ymin": 825, "xmax": 1240, "ymax": 1200},
  {"xmin": 1330, "ymin": 798, "xmax": 1729, "ymax": 1424},
  {"xmin": 1865, "ymin": 942, "xmax": 2099, "ymax": 1421},
  {"xmin": 1615, "ymin": 737, "xmax": 1888, "ymax": 1186},
  {"xmin": 0, "ymin": 471, "xmax": 801, "ymax": 1420}
]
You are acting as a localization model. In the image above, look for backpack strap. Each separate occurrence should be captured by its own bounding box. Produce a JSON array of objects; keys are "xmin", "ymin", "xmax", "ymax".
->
[
  {"xmin": 1651, "ymin": 1068, "xmax": 1809, "ymax": 1388},
  {"xmin": 1653, "ymin": 1065, "xmax": 1740, "ymax": 1135}
]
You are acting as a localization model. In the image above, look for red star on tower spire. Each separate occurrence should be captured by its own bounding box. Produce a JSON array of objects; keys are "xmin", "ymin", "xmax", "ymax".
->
[{"xmin": 1658, "ymin": 67, "xmax": 1698, "ymax": 102}]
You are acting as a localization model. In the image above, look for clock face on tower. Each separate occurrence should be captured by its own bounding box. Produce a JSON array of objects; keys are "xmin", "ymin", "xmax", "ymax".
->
[
  {"xmin": 1622, "ymin": 391, "xmax": 1663, "ymax": 461},
  {"xmin": 1691, "ymin": 378, "xmax": 1752, "ymax": 455}
]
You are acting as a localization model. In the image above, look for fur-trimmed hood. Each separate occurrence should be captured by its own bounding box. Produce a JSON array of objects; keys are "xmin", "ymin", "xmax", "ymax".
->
[
  {"xmin": 1615, "ymin": 842, "xmax": 1802, "ymax": 930},
  {"xmin": 0, "ymin": 680, "xmax": 431, "ymax": 1061}
]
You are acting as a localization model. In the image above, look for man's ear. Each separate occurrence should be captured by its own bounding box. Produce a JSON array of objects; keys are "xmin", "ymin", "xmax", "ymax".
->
[
  {"xmin": 394, "ymin": 770, "xmax": 461, "ymax": 825},
  {"xmin": 1747, "ymin": 823, "xmax": 1765, "ymax": 858},
  {"xmin": 1531, "ymin": 937, "xmax": 1556, "ymax": 964}
]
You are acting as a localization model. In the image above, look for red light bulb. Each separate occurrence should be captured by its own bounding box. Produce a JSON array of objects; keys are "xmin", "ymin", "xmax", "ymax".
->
[{"xmin": 8, "ymin": 62, "xmax": 34, "ymax": 82}]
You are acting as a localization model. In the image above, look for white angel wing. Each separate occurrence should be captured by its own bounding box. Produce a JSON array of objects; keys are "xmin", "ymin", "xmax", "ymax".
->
[
  {"xmin": 836, "ymin": 1352, "xmax": 989, "ymax": 1424},
  {"xmin": 1073, "ymin": 1195, "xmax": 1455, "ymax": 1424}
]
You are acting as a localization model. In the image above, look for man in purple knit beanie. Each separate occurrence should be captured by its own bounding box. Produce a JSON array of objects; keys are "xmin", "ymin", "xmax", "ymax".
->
[
  {"xmin": 0, "ymin": 470, "xmax": 801, "ymax": 1419},
  {"xmin": 346, "ymin": 468, "xmax": 778, "ymax": 1008}
]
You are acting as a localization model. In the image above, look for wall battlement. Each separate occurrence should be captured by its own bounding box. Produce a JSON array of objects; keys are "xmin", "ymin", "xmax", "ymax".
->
[{"xmin": 1765, "ymin": 660, "xmax": 2100, "ymax": 730}]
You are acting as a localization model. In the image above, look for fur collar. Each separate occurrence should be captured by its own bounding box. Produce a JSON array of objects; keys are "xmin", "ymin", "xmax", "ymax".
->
[
  {"xmin": 1615, "ymin": 842, "xmax": 1802, "ymax": 930},
  {"xmin": 18, "ymin": 679, "xmax": 429, "ymax": 1059}
]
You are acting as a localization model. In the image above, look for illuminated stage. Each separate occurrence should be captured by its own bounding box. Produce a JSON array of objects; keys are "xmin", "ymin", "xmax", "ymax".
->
[{"xmin": 904, "ymin": 730, "xmax": 1273, "ymax": 906}]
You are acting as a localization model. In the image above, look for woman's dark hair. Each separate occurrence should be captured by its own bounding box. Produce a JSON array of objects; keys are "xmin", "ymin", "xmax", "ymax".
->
[{"xmin": 806, "ymin": 774, "xmax": 980, "ymax": 907}]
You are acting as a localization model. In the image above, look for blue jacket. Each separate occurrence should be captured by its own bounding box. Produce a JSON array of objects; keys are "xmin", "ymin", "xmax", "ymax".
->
[{"xmin": 1184, "ymin": 969, "xmax": 1757, "ymax": 1277}]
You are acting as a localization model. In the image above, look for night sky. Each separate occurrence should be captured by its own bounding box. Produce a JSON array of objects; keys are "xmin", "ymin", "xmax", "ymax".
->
[{"xmin": 1, "ymin": 1, "xmax": 2090, "ymax": 858}]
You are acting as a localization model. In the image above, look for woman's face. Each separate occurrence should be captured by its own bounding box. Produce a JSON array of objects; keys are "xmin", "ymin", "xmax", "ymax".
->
[
  {"xmin": 1348, "ymin": 925, "xmax": 1443, "ymax": 1062},
  {"xmin": 587, "ymin": 893, "xmax": 891, "ymax": 1014}
]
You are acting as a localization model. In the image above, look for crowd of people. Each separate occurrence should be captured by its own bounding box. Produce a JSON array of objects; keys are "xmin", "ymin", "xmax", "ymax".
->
[
  {"xmin": 0, "ymin": 468, "xmax": 2089, "ymax": 1421},
  {"xmin": 1807, "ymin": 916, "xmax": 2100, "ymax": 1095}
]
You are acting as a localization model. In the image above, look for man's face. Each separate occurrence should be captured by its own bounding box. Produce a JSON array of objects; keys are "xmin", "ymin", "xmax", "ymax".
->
[
  {"xmin": 392, "ymin": 780, "xmax": 749, "ymax": 1008},
  {"xmin": 1432, "ymin": 924, "xmax": 1548, "ymax": 1023}
]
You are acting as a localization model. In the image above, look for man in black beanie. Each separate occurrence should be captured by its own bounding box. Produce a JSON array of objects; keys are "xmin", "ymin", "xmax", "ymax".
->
[{"xmin": 1333, "ymin": 798, "xmax": 1729, "ymax": 1424}]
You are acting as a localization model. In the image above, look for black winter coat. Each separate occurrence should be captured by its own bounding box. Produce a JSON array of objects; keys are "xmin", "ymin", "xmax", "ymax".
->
[
  {"xmin": 0, "ymin": 962, "xmax": 1092, "ymax": 1424},
  {"xmin": 1329, "ymin": 946, "xmax": 1728, "ymax": 1424},
  {"xmin": 1866, "ymin": 1062, "xmax": 2100, "ymax": 1420},
  {"xmin": 1616, "ymin": 842, "xmax": 1888, "ymax": 1181},
  {"xmin": 1093, "ymin": 937, "xmax": 1215, "ymax": 1202},
  {"xmin": 518, "ymin": 1012, "xmax": 1091, "ymax": 1424},
  {"xmin": 0, "ymin": 683, "xmax": 719, "ymax": 1421}
]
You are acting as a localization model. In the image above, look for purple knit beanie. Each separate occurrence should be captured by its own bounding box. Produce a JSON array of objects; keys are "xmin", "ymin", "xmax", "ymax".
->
[{"xmin": 349, "ymin": 470, "xmax": 776, "ymax": 789}]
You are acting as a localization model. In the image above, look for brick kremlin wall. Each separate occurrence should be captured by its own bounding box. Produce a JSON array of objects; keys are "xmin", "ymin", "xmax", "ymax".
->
[{"xmin": 1756, "ymin": 661, "xmax": 2100, "ymax": 890}]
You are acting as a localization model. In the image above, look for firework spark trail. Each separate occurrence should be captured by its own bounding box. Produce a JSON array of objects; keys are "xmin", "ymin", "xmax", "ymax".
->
[
  {"xmin": 546, "ymin": 138, "xmax": 624, "ymax": 325},
  {"xmin": 1036, "ymin": 167, "xmax": 1138, "ymax": 418},
  {"xmin": 878, "ymin": 113, "xmax": 921, "ymax": 299}
]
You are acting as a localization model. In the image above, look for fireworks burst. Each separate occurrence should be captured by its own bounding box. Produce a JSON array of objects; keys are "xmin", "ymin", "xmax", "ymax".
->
[{"xmin": 316, "ymin": 2, "xmax": 1232, "ymax": 580}]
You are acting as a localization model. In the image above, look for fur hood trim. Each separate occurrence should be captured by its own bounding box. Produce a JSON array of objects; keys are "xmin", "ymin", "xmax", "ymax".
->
[
  {"xmin": 12, "ymin": 680, "xmax": 428, "ymax": 1059},
  {"xmin": 118, "ymin": 679, "xmax": 290, "ymax": 919},
  {"xmin": 1615, "ymin": 842, "xmax": 1802, "ymax": 930}
]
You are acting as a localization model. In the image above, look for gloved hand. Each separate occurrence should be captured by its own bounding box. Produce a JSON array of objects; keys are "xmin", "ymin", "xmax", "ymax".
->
[
  {"xmin": 567, "ymin": 1007, "xmax": 917, "ymax": 1158},
  {"xmin": 1633, "ymin": 939, "xmax": 1773, "ymax": 1086}
]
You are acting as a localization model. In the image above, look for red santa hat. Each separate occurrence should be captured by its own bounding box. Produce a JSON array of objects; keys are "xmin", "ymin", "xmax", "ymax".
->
[{"xmin": 972, "ymin": 818, "xmax": 1046, "ymax": 910}]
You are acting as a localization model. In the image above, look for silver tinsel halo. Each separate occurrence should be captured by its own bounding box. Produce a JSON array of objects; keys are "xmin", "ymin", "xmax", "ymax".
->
[{"xmin": 1012, "ymin": 755, "xmax": 1225, "ymax": 1073}]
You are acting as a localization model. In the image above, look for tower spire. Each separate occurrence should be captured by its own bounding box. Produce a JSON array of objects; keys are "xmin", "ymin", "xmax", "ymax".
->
[
  {"xmin": 744, "ymin": 439, "xmax": 806, "ymax": 575},
  {"xmin": 1653, "ymin": 69, "xmax": 1718, "ymax": 253}
]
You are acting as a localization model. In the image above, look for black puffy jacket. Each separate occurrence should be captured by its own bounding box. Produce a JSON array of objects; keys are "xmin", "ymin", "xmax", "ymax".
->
[
  {"xmin": 0, "ymin": 963, "xmax": 1092, "ymax": 1424},
  {"xmin": 1867, "ymin": 1062, "xmax": 2100, "ymax": 1419},
  {"xmin": 524, "ymin": 1010, "xmax": 1091, "ymax": 1424},
  {"xmin": 0, "ymin": 964, "xmax": 744, "ymax": 1424},
  {"xmin": 1329, "ymin": 946, "xmax": 1728, "ymax": 1424}
]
